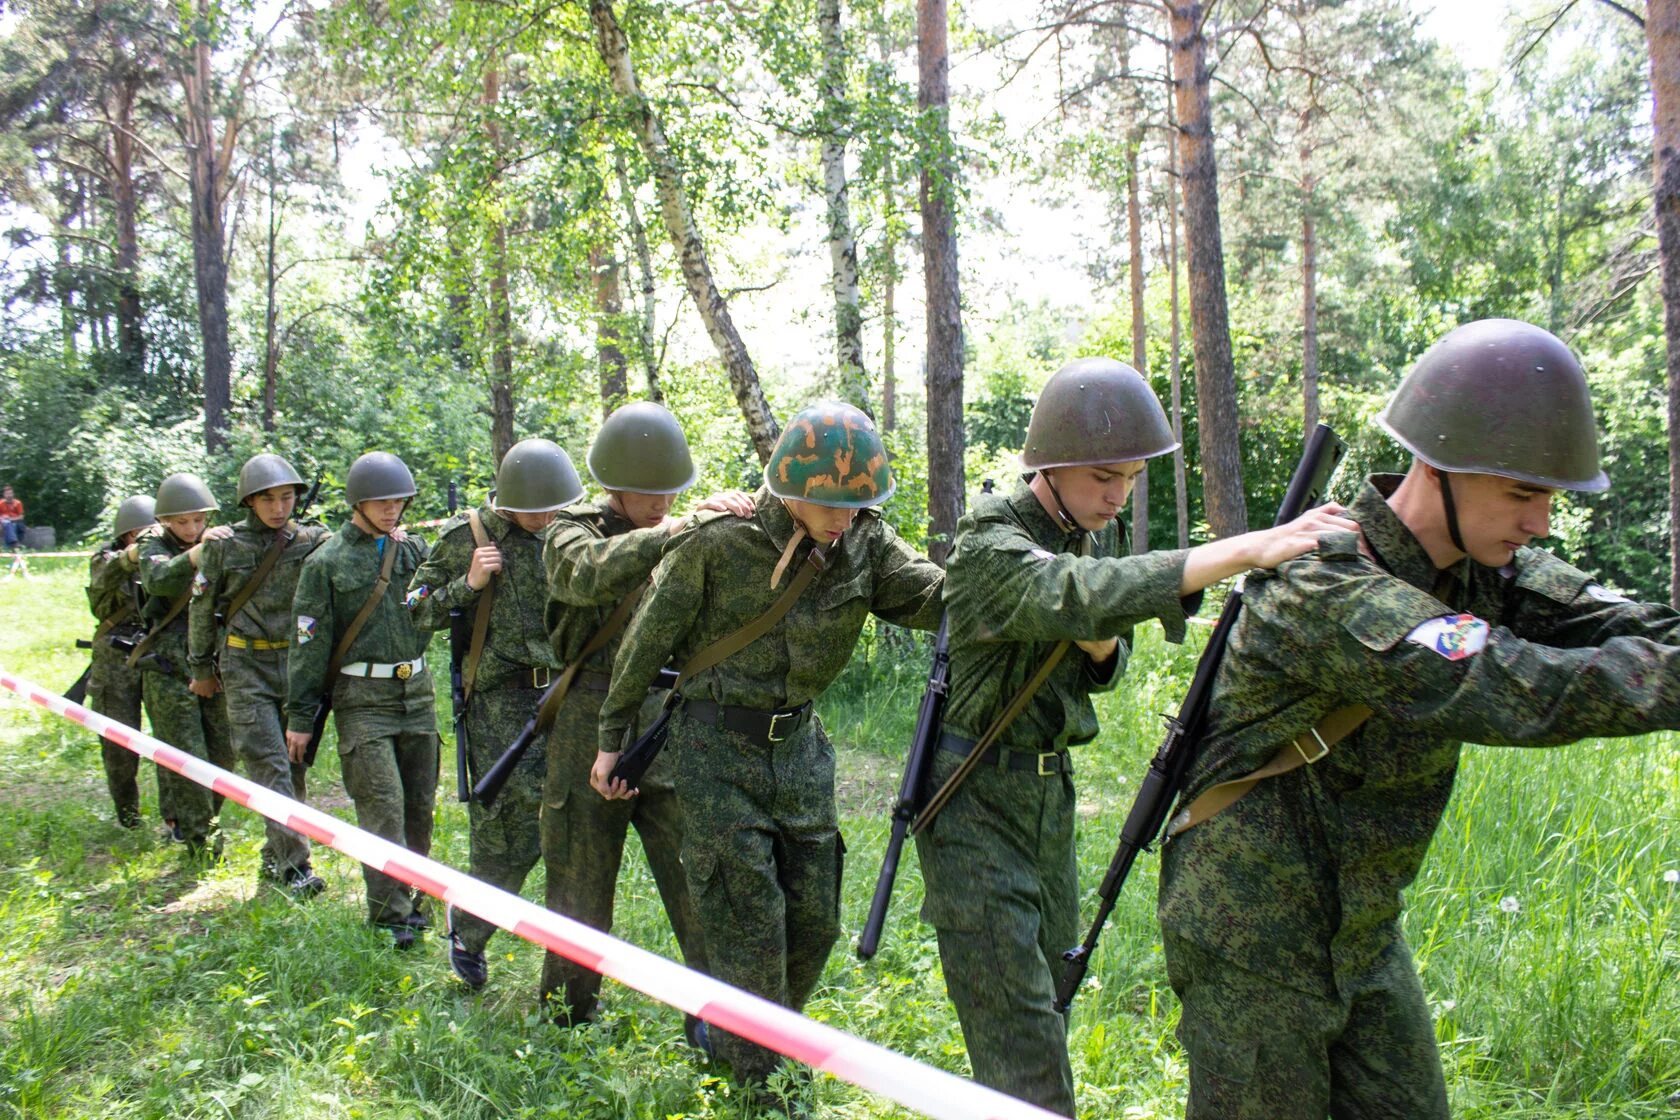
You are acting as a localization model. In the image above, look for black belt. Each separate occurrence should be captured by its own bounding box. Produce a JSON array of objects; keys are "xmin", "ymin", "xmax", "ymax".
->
[
  {"xmin": 481, "ymin": 665, "xmax": 561, "ymax": 692},
  {"xmin": 685, "ymin": 699, "xmax": 813, "ymax": 744},
  {"xmin": 938, "ymin": 732, "xmax": 1072, "ymax": 775}
]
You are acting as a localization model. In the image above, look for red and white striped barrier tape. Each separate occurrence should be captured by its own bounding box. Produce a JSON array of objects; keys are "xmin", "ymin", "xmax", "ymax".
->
[
  {"xmin": 0, "ymin": 670, "xmax": 1063, "ymax": 1120},
  {"xmin": 3, "ymin": 551, "xmax": 87, "ymax": 559}
]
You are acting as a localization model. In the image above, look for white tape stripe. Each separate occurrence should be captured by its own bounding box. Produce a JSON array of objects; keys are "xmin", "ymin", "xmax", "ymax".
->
[{"xmin": 0, "ymin": 670, "xmax": 1063, "ymax": 1120}]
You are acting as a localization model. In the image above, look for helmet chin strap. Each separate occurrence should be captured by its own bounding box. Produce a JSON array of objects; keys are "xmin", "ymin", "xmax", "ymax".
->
[
  {"xmin": 1041, "ymin": 470, "xmax": 1081, "ymax": 534},
  {"xmin": 1436, "ymin": 470, "xmax": 1467, "ymax": 555}
]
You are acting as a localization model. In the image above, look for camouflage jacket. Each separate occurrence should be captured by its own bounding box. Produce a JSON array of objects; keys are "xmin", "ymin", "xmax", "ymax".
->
[
  {"xmin": 943, "ymin": 481, "xmax": 1195, "ymax": 750},
  {"xmin": 1158, "ymin": 474, "xmax": 1680, "ymax": 993},
  {"xmin": 135, "ymin": 529, "xmax": 201, "ymax": 661},
  {"xmin": 285, "ymin": 520, "xmax": 431, "ymax": 730},
  {"xmin": 407, "ymin": 504, "xmax": 561, "ymax": 686},
  {"xmin": 87, "ymin": 539, "xmax": 144, "ymax": 652},
  {"xmin": 599, "ymin": 487, "xmax": 945, "ymax": 753},
  {"xmin": 543, "ymin": 498, "xmax": 667, "ymax": 674},
  {"xmin": 186, "ymin": 513, "xmax": 331, "ymax": 682}
]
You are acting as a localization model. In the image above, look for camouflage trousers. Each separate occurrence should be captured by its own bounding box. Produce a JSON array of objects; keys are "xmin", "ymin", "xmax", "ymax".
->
[
  {"xmin": 914, "ymin": 748, "xmax": 1079, "ymax": 1117},
  {"xmin": 140, "ymin": 660, "xmax": 234, "ymax": 847},
  {"xmin": 87, "ymin": 643, "xmax": 144, "ymax": 825},
  {"xmin": 539, "ymin": 685, "xmax": 707, "ymax": 1021},
  {"xmin": 332, "ymin": 676, "xmax": 439, "ymax": 924},
  {"xmin": 449, "ymin": 685, "xmax": 545, "ymax": 955},
  {"xmin": 221, "ymin": 646, "xmax": 311, "ymax": 876},
  {"xmin": 1163, "ymin": 931, "xmax": 1448, "ymax": 1120},
  {"xmin": 670, "ymin": 707, "xmax": 842, "ymax": 1083}
]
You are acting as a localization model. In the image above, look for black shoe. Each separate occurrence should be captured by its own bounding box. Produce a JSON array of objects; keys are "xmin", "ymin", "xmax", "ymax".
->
[
  {"xmin": 684, "ymin": 1014, "xmax": 714, "ymax": 1059},
  {"xmin": 449, "ymin": 932, "xmax": 487, "ymax": 989},
  {"xmin": 167, "ymin": 823, "xmax": 185, "ymax": 843},
  {"xmin": 283, "ymin": 864, "xmax": 326, "ymax": 900},
  {"xmin": 117, "ymin": 808, "xmax": 141, "ymax": 829},
  {"xmin": 403, "ymin": 909, "xmax": 430, "ymax": 932},
  {"xmin": 374, "ymin": 918, "xmax": 418, "ymax": 950}
]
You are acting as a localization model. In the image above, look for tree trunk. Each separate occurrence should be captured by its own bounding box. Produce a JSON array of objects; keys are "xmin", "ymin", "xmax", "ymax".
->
[
  {"xmin": 882, "ymin": 224, "xmax": 897, "ymax": 432},
  {"xmin": 1169, "ymin": 0, "xmax": 1246, "ymax": 536},
  {"xmin": 819, "ymin": 0, "xmax": 871, "ymax": 415},
  {"xmin": 592, "ymin": 244, "xmax": 629, "ymax": 418},
  {"xmin": 1300, "ymin": 118, "xmax": 1319, "ymax": 438},
  {"xmin": 1127, "ymin": 135, "xmax": 1150, "ymax": 551},
  {"xmin": 262, "ymin": 156, "xmax": 280, "ymax": 432},
  {"xmin": 483, "ymin": 63, "xmax": 516, "ymax": 465},
  {"xmin": 919, "ymin": 0, "xmax": 965, "ymax": 566},
  {"xmin": 1167, "ymin": 56, "xmax": 1189, "ymax": 550},
  {"xmin": 185, "ymin": 14, "xmax": 232, "ymax": 454},
  {"xmin": 589, "ymin": 0, "xmax": 780, "ymax": 461},
  {"xmin": 56, "ymin": 170, "xmax": 77, "ymax": 363},
  {"xmin": 614, "ymin": 152, "xmax": 663, "ymax": 402},
  {"xmin": 1647, "ymin": 0, "xmax": 1680, "ymax": 606},
  {"xmin": 110, "ymin": 69, "xmax": 144, "ymax": 381}
]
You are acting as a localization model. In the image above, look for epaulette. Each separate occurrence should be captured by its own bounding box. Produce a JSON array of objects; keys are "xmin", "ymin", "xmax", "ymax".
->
[
  {"xmin": 681, "ymin": 507, "xmax": 738, "ymax": 536},
  {"xmin": 1313, "ymin": 529, "xmax": 1365, "ymax": 563},
  {"xmin": 435, "ymin": 512, "xmax": 475, "ymax": 540}
]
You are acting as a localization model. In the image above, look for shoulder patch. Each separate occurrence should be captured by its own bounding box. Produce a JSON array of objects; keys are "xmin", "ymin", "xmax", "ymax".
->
[
  {"xmin": 1405, "ymin": 613, "xmax": 1489, "ymax": 661},
  {"xmin": 1583, "ymin": 583, "xmax": 1630, "ymax": 605},
  {"xmin": 296, "ymin": 615, "xmax": 317, "ymax": 644},
  {"xmin": 190, "ymin": 570, "xmax": 208, "ymax": 598},
  {"xmin": 404, "ymin": 585, "xmax": 430, "ymax": 609}
]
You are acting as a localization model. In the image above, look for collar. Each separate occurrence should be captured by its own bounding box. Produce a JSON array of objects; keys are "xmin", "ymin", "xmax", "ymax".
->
[
  {"xmin": 339, "ymin": 519, "xmax": 379, "ymax": 546},
  {"xmin": 479, "ymin": 503, "xmax": 522, "ymax": 542},
  {"xmin": 1358, "ymin": 474, "xmax": 1466, "ymax": 594},
  {"xmin": 587, "ymin": 496, "xmax": 637, "ymax": 536},
  {"xmin": 1010, "ymin": 476, "xmax": 1088, "ymax": 551},
  {"xmin": 754, "ymin": 486, "xmax": 803, "ymax": 551}
]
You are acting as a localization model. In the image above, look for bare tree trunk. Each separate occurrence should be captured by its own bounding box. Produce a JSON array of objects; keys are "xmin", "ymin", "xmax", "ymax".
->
[
  {"xmin": 879, "ymin": 31, "xmax": 898, "ymax": 434},
  {"xmin": 56, "ymin": 170, "xmax": 77, "ymax": 363},
  {"xmin": 592, "ymin": 244, "xmax": 629, "ymax": 418},
  {"xmin": 1169, "ymin": 0, "xmax": 1246, "ymax": 536},
  {"xmin": 110, "ymin": 69, "xmax": 144, "ymax": 381},
  {"xmin": 1647, "ymin": 0, "xmax": 1680, "ymax": 606},
  {"xmin": 483, "ymin": 63, "xmax": 516, "ymax": 465},
  {"xmin": 919, "ymin": 0, "xmax": 965, "ymax": 565},
  {"xmin": 1300, "ymin": 115, "xmax": 1319, "ymax": 438},
  {"xmin": 262, "ymin": 152, "xmax": 280, "ymax": 432},
  {"xmin": 1126, "ymin": 135, "xmax": 1150, "ymax": 551},
  {"xmin": 614, "ymin": 152, "xmax": 663, "ymax": 403},
  {"xmin": 1167, "ymin": 58, "xmax": 1189, "ymax": 550},
  {"xmin": 590, "ymin": 0, "xmax": 780, "ymax": 461},
  {"xmin": 184, "ymin": 13, "xmax": 232, "ymax": 454},
  {"xmin": 819, "ymin": 0, "xmax": 871, "ymax": 415}
]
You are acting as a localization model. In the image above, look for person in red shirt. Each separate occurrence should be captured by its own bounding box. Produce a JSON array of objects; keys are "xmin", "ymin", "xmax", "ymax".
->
[{"xmin": 0, "ymin": 486, "xmax": 24, "ymax": 548}]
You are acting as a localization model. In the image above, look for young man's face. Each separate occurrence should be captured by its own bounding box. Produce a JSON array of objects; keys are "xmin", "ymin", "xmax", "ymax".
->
[
  {"xmin": 354, "ymin": 498, "xmax": 406, "ymax": 536},
  {"xmin": 160, "ymin": 512, "xmax": 207, "ymax": 545},
  {"xmin": 782, "ymin": 498, "xmax": 858, "ymax": 543},
  {"xmin": 609, "ymin": 490, "xmax": 675, "ymax": 530},
  {"xmin": 1443, "ymin": 470, "xmax": 1556, "ymax": 566},
  {"xmin": 248, "ymin": 486, "xmax": 297, "ymax": 530},
  {"xmin": 1049, "ymin": 461, "xmax": 1147, "ymax": 532},
  {"xmin": 504, "ymin": 508, "xmax": 558, "ymax": 533}
]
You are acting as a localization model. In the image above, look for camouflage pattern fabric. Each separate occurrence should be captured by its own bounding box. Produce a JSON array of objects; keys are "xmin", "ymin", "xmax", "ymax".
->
[
  {"xmin": 408, "ymin": 505, "xmax": 562, "ymax": 951},
  {"xmin": 137, "ymin": 530, "xmax": 235, "ymax": 847},
  {"xmin": 289, "ymin": 521, "xmax": 436, "ymax": 922},
  {"xmin": 541, "ymin": 499, "xmax": 706, "ymax": 1020},
  {"xmin": 601, "ymin": 488, "xmax": 943, "ymax": 1081},
  {"xmin": 86, "ymin": 542, "xmax": 147, "ymax": 824},
  {"xmin": 1159, "ymin": 474, "xmax": 1680, "ymax": 1110},
  {"xmin": 189, "ymin": 513, "xmax": 330, "ymax": 875},
  {"xmin": 915, "ymin": 481, "xmax": 1195, "ymax": 1115}
]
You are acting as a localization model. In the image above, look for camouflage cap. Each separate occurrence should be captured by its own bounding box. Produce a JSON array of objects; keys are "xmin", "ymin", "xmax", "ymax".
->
[
  {"xmin": 154, "ymin": 473, "xmax": 219, "ymax": 518},
  {"xmin": 236, "ymin": 453, "xmax": 306, "ymax": 504},
  {"xmin": 345, "ymin": 452, "xmax": 418, "ymax": 505},
  {"xmin": 1377, "ymin": 319, "xmax": 1607, "ymax": 492},
  {"xmin": 588, "ymin": 402, "xmax": 697, "ymax": 495},
  {"xmin": 1022, "ymin": 357, "xmax": 1179, "ymax": 470},
  {"xmin": 494, "ymin": 438, "xmax": 584, "ymax": 513},
  {"xmin": 766, "ymin": 402, "xmax": 895, "ymax": 509},
  {"xmin": 113, "ymin": 495, "xmax": 156, "ymax": 539}
]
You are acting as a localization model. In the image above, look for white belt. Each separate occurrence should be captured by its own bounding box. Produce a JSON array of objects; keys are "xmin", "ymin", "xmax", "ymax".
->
[{"xmin": 339, "ymin": 656, "xmax": 426, "ymax": 680}]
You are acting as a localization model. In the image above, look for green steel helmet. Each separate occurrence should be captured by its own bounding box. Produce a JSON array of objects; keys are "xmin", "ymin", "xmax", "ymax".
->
[
  {"xmin": 236, "ymin": 453, "xmax": 306, "ymax": 505},
  {"xmin": 766, "ymin": 401, "xmax": 895, "ymax": 509},
  {"xmin": 494, "ymin": 438, "xmax": 584, "ymax": 513},
  {"xmin": 1377, "ymin": 318, "xmax": 1607, "ymax": 492},
  {"xmin": 587, "ymin": 401, "xmax": 698, "ymax": 495},
  {"xmin": 112, "ymin": 495, "xmax": 156, "ymax": 539},
  {"xmin": 344, "ymin": 451, "xmax": 418, "ymax": 506},
  {"xmin": 1022, "ymin": 357, "xmax": 1179, "ymax": 470},
  {"xmin": 153, "ymin": 473, "xmax": 219, "ymax": 518}
]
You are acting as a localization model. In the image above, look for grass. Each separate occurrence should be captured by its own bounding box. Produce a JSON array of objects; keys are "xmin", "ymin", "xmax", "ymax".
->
[{"xmin": 0, "ymin": 564, "xmax": 1675, "ymax": 1118}]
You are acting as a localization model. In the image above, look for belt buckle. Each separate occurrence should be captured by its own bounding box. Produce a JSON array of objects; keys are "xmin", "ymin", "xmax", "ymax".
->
[
  {"xmin": 533, "ymin": 667, "xmax": 553, "ymax": 689},
  {"xmin": 1037, "ymin": 751, "xmax": 1059, "ymax": 776},
  {"xmin": 395, "ymin": 662, "xmax": 413, "ymax": 681},
  {"xmin": 1293, "ymin": 727, "xmax": 1329, "ymax": 765},
  {"xmin": 767, "ymin": 710, "xmax": 797, "ymax": 743}
]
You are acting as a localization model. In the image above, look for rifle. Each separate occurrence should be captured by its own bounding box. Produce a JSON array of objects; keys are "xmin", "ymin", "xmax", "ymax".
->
[
  {"xmin": 298, "ymin": 469, "xmax": 324, "ymax": 519},
  {"xmin": 66, "ymin": 634, "xmax": 139, "ymax": 705},
  {"xmin": 855, "ymin": 479, "xmax": 993, "ymax": 962},
  {"xmin": 450, "ymin": 607, "xmax": 472, "ymax": 801},
  {"xmin": 1053, "ymin": 423, "xmax": 1346, "ymax": 1013}
]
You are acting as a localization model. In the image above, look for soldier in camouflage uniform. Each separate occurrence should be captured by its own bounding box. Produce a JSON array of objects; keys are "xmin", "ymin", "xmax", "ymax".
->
[
  {"xmin": 597, "ymin": 402, "xmax": 944, "ymax": 1092},
  {"xmin": 189, "ymin": 454, "xmax": 330, "ymax": 895},
  {"xmin": 407, "ymin": 438, "xmax": 584, "ymax": 986},
  {"xmin": 285, "ymin": 452, "xmax": 437, "ymax": 948},
  {"xmin": 540, "ymin": 402, "xmax": 750, "ymax": 1029},
  {"xmin": 1158, "ymin": 320, "xmax": 1680, "ymax": 1119},
  {"xmin": 915, "ymin": 358, "xmax": 1354, "ymax": 1116},
  {"xmin": 135, "ymin": 473, "xmax": 238, "ymax": 858},
  {"xmin": 85, "ymin": 495, "xmax": 155, "ymax": 828}
]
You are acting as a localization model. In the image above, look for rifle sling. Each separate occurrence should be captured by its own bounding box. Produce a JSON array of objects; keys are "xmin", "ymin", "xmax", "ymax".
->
[
  {"xmin": 220, "ymin": 520, "xmax": 295, "ymax": 634},
  {"xmin": 667, "ymin": 543, "xmax": 826, "ymax": 702},
  {"xmin": 327, "ymin": 535, "xmax": 401, "ymax": 680},
  {"xmin": 530, "ymin": 582, "xmax": 649, "ymax": 737},
  {"xmin": 126, "ymin": 588, "xmax": 192, "ymax": 668},
  {"xmin": 461, "ymin": 510, "xmax": 495, "ymax": 701},
  {"xmin": 94, "ymin": 599, "xmax": 135, "ymax": 644}
]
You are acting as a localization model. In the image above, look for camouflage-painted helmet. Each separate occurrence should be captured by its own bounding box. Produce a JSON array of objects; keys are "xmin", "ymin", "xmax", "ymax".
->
[
  {"xmin": 236, "ymin": 453, "xmax": 306, "ymax": 504},
  {"xmin": 587, "ymin": 402, "xmax": 697, "ymax": 495},
  {"xmin": 766, "ymin": 402, "xmax": 895, "ymax": 509},
  {"xmin": 495, "ymin": 438, "xmax": 584, "ymax": 513},
  {"xmin": 1377, "ymin": 319, "xmax": 1607, "ymax": 492},
  {"xmin": 154, "ymin": 473, "xmax": 219, "ymax": 518},
  {"xmin": 1022, "ymin": 357, "xmax": 1179, "ymax": 470},
  {"xmin": 113, "ymin": 495, "xmax": 156, "ymax": 539},
  {"xmin": 345, "ymin": 452, "xmax": 417, "ymax": 506}
]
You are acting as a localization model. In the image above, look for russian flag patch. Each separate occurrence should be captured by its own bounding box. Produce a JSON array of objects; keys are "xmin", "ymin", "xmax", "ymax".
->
[{"xmin": 1405, "ymin": 613, "xmax": 1489, "ymax": 661}]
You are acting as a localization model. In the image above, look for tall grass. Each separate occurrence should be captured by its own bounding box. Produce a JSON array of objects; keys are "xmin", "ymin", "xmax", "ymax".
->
[{"xmin": 0, "ymin": 569, "xmax": 1674, "ymax": 1118}]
